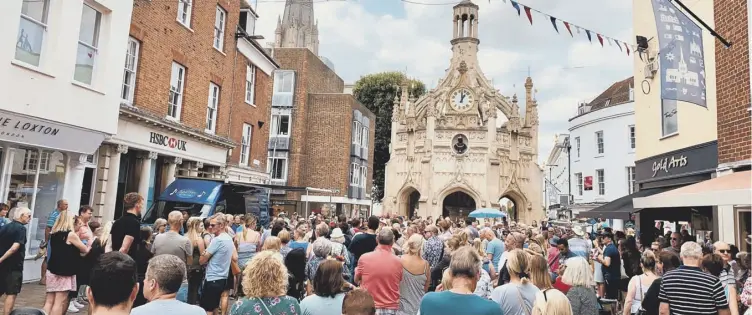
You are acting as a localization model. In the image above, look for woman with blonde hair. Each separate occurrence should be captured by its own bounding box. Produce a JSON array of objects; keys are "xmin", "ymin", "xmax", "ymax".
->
[
  {"xmin": 262, "ymin": 236, "xmax": 282, "ymax": 252},
  {"xmin": 235, "ymin": 215, "xmax": 260, "ymax": 269},
  {"xmin": 43, "ymin": 211, "xmax": 89, "ymax": 315},
  {"xmin": 491, "ymin": 249, "xmax": 540, "ymax": 315},
  {"xmin": 229, "ymin": 250, "xmax": 301, "ymax": 314},
  {"xmin": 472, "ymin": 238, "xmax": 495, "ymax": 299},
  {"xmin": 186, "ymin": 217, "xmax": 206, "ymax": 304},
  {"xmin": 529, "ymin": 254, "xmax": 553, "ymax": 290},
  {"xmin": 532, "ymin": 289, "xmax": 573, "ymax": 315},
  {"xmin": 398, "ymin": 234, "xmax": 430, "ymax": 315},
  {"xmin": 561, "ymin": 257, "xmax": 598, "ymax": 315}
]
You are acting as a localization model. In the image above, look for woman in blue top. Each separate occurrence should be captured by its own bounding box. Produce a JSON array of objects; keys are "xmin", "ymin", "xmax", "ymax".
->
[{"xmin": 419, "ymin": 246, "xmax": 502, "ymax": 315}]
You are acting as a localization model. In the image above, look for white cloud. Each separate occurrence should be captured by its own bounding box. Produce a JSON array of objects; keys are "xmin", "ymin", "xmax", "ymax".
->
[{"xmin": 253, "ymin": 0, "xmax": 634, "ymax": 164}]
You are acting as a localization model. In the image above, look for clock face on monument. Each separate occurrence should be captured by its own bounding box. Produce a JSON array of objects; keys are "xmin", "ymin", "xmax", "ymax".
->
[{"xmin": 451, "ymin": 88, "xmax": 474, "ymax": 112}]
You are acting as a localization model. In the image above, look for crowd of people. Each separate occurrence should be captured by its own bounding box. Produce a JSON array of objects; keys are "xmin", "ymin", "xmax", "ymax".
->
[{"xmin": 0, "ymin": 192, "xmax": 749, "ymax": 315}]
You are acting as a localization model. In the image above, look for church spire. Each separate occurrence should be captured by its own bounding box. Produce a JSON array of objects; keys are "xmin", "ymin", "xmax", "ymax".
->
[
  {"xmin": 524, "ymin": 77, "xmax": 538, "ymax": 128},
  {"xmin": 274, "ymin": 0, "xmax": 319, "ymax": 55}
]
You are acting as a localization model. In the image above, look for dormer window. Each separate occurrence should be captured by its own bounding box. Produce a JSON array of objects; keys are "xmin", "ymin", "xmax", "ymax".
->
[{"xmin": 239, "ymin": 8, "xmax": 257, "ymax": 35}]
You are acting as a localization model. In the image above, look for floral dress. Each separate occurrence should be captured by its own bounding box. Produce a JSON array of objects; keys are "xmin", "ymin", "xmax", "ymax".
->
[{"xmin": 230, "ymin": 296, "xmax": 301, "ymax": 315}]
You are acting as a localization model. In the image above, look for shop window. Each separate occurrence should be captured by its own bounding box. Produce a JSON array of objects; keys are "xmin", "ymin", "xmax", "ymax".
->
[
  {"xmin": 15, "ymin": 0, "xmax": 49, "ymax": 67},
  {"xmin": 74, "ymin": 4, "xmax": 102, "ymax": 85},
  {"xmin": 7, "ymin": 149, "xmax": 66, "ymax": 256}
]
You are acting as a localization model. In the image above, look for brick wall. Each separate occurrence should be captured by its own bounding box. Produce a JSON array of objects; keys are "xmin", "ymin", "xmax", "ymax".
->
[
  {"xmin": 130, "ymin": 0, "xmax": 239, "ymax": 139},
  {"xmin": 304, "ymin": 94, "xmax": 352, "ymax": 194},
  {"xmin": 715, "ymin": 0, "xmax": 751, "ymax": 164},
  {"xmin": 227, "ymin": 51, "xmax": 273, "ymax": 170}
]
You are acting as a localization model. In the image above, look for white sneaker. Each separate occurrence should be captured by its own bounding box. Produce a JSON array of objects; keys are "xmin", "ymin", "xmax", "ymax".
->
[
  {"xmin": 67, "ymin": 302, "xmax": 80, "ymax": 313},
  {"xmin": 72, "ymin": 300, "xmax": 85, "ymax": 309}
]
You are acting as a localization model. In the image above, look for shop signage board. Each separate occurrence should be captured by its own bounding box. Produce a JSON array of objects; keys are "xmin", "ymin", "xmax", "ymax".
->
[
  {"xmin": 0, "ymin": 109, "xmax": 105, "ymax": 154},
  {"xmin": 635, "ymin": 141, "xmax": 718, "ymax": 182}
]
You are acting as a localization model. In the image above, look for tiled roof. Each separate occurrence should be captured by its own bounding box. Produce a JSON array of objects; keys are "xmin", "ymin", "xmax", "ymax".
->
[{"xmin": 587, "ymin": 76, "xmax": 633, "ymax": 111}]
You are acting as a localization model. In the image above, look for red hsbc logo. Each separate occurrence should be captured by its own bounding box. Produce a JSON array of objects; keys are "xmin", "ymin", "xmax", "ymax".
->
[{"xmin": 149, "ymin": 132, "xmax": 187, "ymax": 151}]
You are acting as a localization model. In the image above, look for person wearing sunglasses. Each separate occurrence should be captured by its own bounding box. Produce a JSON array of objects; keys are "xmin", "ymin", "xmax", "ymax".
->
[
  {"xmin": 714, "ymin": 241, "xmax": 740, "ymax": 315},
  {"xmin": 663, "ymin": 232, "xmax": 683, "ymax": 256}
]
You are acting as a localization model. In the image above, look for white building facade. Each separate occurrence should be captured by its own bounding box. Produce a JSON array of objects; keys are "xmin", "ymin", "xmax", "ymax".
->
[
  {"xmin": 569, "ymin": 78, "xmax": 636, "ymax": 229},
  {"xmin": 0, "ymin": 0, "xmax": 134, "ymax": 281},
  {"xmin": 543, "ymin": 134, "xmax": 570, "ymax": 217}
]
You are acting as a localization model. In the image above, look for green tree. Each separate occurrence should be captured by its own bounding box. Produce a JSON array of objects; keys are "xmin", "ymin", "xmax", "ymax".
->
[{"xmin": 353, "ymin": 72, "xmax": 426, "ymax": 202}]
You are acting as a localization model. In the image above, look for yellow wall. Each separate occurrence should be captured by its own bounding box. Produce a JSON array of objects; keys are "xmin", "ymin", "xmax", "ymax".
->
[{"xmin": 633, "ymin": 0, "xmax": 718, "ymax": 160}]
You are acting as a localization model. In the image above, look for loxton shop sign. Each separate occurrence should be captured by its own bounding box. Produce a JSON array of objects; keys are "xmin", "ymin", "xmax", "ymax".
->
[
  {"xmin": 149, "ymin": 132, "xmax": 187, "ymax": 151},
  {"xmin": 0, "ymin": 109, "xmax": 106, "ymax": 154}
]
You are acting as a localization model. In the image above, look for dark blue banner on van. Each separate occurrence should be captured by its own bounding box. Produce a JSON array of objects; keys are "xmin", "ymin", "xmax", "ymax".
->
[{"xmin": 160, "ymin": 179, "xmax": 222, "ymax": 205}]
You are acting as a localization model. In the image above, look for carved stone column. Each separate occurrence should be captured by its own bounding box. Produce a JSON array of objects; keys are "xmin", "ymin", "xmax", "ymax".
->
[
  {"xmin": 164, "ymin": 157, "xmax": 182, "ymax": 187},
  {"xmin": 103, "ymin": 144, "xmax": 128, "ymax": 221},
  {"xmin": 137, "ymin": 152, "xmax": 158, "ymax": 201}
]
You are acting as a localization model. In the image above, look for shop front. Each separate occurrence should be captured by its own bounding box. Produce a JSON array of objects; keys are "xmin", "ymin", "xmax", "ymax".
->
[
  {"xmin": 632, "ymin": 141, "xmax": 719, "ymax": 245},
  {"xmin": 94, "ymin": 107, "xmax": 234, "ymax": 222},
  {"xmin": 0, "ymin": 109, "xmax": 109, "ymax": 282}
]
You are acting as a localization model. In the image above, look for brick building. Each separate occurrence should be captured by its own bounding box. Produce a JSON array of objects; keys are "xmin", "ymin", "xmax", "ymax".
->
[
  {"xmin": 713, "ymin": 0, "xmax": 751, "ymax": 251},
  {"xmin": 266, "ymin": 0, "xmax": 374, "ymax": 218},
  {"xmin": 268, "ymin": 48, "xmax": 375, "ymax": 218},
  {"xmin": 93, "ymin": 0, "xmax": 277, "ymax": 221}
]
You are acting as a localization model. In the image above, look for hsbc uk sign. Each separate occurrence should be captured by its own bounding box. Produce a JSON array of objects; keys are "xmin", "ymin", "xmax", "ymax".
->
[{"xmin": 149, "ymin": 132, "xmax": 187, "ymax": 151}]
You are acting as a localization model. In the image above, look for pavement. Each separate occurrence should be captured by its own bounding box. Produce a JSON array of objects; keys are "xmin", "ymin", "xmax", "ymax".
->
[{"xmin": 0, "ymin": 282, "xmax": 90, "ymax": 314}]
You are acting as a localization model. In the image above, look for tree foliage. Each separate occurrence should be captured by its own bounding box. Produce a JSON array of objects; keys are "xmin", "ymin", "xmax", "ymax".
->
[{"xmin": 353, "ymin": 72, "xmax": 426, "ymax": 202}]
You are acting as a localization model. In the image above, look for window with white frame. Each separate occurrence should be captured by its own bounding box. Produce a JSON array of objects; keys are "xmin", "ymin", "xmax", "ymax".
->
[
  {"xmin": 168, "ymin": 62, "xmax": 186, "ymax": 120},
  {"xmin": 268, "ymin": 154, "xmax": 287, "ymax": 181},
  {"xmin": 627, "ymin": 166, "xmax": 636, "ymax": 194},
  {"xmin": 16, "ymin": 0, "xmax": 49, "ymax": 66},
  {"xmin": 628, "ymin": 125, "xmax": 636, "ymax": 149},
  {"xmin": 575, "ymin": 137, "xmax": 580, "ymax": 158},
  {"xmin": 575, "ymin": 173, "xmax": 583, "ymax": 195},
  {"xmin": 360, "ymin": 166, "xmax": 367, "ymax": 188},
  {"xmin": 661, "ymin": 99, "xmax": 678, "ymax": 136},
  {"xmin": 121, "ymin": 37, "xmax": 140, "ymax": 103},
  {"xmin": 23, "ymin": 151, "xmax": 50, "ymax": 171},
  {"xmin": 74, "ymin": 4, "xmax": 102, "ymax": 85},
  {"xmin": 213, "ymin": 6, "xmax": 226, "ymax": 51},
  {"xmin": 206, "ymin": 83, "xmax": 220, "ymax": 133},
  {"xmin": 361, "ymin": 126, "xmax": 369, "ymax": 149},
  {"xmin": 596, "ymin": 169, "xmax": 605, "ymax": 195},
  {"xmin": 350, "ymin": 163, "xmax": 360, "ymax": 186},
  {"xmin": 245, "ymin": 65, "xmax": 256, "ymax": 105},
  {"xmin": 271, "ymin": 114, "xmax": 290, "ymax": 136},
  {"xmin": 240, "ymin": 124, "xmax": 252, "ymax": 166},
  {"xmin": 272, "ymin": 71, "xmax": 295, "ymax": 106},
  {"xmin": 177, "ymin": 0, "xmax": 192, "ymax": 27},
  {"xmin": 595, "ymin": 131, "xmax": 604, "ymax": 154},
  {"xmin": 352, "ymin": 121, "xmax": 362, "ymax": 145}
]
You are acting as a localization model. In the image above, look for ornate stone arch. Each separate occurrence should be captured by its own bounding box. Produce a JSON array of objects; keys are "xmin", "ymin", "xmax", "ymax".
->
[
  {"xmin": 396, "ymin": 183, "xmax": 422, "ymax": 217},
  {"xmin": 435, "ymin": 183, "xmax": 483, "ymax": 211},
  {"xmin": 498, "ymin": 189, "xmax": 528, "ymax": 222}
]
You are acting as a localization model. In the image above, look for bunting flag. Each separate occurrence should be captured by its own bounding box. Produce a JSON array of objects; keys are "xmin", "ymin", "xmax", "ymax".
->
[
  {"xmin": 550, "ymin": 16, "xmax": 559, "ymax": 33},
  {"xmin": 524, "ymin": 6, "xmax": 533, "ymax": 24},
  {"xmin": 510, "ymin": 1, "xmax": 521, "ymax": 16},
  {"xmin": 504, "ymin": 0, "xmax": 636, "ymax": 57},
  {"xmin": 563, "ymin": 21, "xmax": 573, "ymax": 37}
]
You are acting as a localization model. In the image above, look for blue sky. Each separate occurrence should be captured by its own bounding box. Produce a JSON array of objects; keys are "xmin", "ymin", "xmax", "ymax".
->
[{"xmin": 253, "ymin": 0, "xmax": 639, "ymax": 163}]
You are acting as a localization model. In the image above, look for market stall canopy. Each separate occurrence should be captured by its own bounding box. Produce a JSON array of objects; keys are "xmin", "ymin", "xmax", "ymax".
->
[
  {"xmin": 575, "ymin": 187, "xmax": 674, "ymax": 220},
  {"xmin": 633, "ymin": 171, "xmax": 752, "ymax": 208}
]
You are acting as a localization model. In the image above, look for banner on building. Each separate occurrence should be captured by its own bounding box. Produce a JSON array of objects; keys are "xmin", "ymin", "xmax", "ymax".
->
[{"xmin": 651, "ymin": 0, "xmax": 707, "ymax": 107}]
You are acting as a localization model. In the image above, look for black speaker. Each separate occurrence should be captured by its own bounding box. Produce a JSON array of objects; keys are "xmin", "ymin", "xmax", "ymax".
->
[{"xmin": 636, "ymin": 35, "xmax": 649, "ymax": 51}]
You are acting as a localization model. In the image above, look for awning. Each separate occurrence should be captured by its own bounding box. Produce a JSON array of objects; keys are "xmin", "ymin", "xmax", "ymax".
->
[
  {"xmin": 0, "ymin": 109, "xmax": 107, "ymax": 154},
  {"xmin": 576, "ymin": 187, "xmax": 674, "ymax": 220},
  {"xmin": 159, "ymin": 178, "xmax": 222, "ymax": 205},
  {"xmin": 633, "ymin": 171, "xmax": 752, "ymax": 208}
]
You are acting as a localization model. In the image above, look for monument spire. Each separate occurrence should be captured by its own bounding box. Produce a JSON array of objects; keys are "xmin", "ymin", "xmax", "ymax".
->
[{"xmin": 274, "ymin": 0, "xmax": 319, "ymax": 55}]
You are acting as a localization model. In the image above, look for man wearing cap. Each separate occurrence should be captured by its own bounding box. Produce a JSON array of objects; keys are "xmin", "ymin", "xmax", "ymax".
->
[
  {"xmin": 595, "ymin": 230, "xmax": 621, "ymax": 299},
  {"xmin": 568, "ymin": 225, "xmax": 592, "ymax": 260}
]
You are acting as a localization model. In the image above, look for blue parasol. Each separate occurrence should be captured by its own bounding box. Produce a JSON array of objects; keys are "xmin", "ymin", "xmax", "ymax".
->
[{"xmin": 468, "ymin": 208, "xmax": 506, "ymax": 219}]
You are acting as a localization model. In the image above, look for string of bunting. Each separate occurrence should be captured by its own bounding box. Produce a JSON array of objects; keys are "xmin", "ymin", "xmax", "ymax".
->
[{"xmin": 500, "ymin": 0, "xmax": 636, "ymax": 56}]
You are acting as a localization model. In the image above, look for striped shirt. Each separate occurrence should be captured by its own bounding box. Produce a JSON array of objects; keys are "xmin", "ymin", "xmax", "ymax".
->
[{"xmin": 659, "ymin": 266, "xmax": 729, "ymax": 315}]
